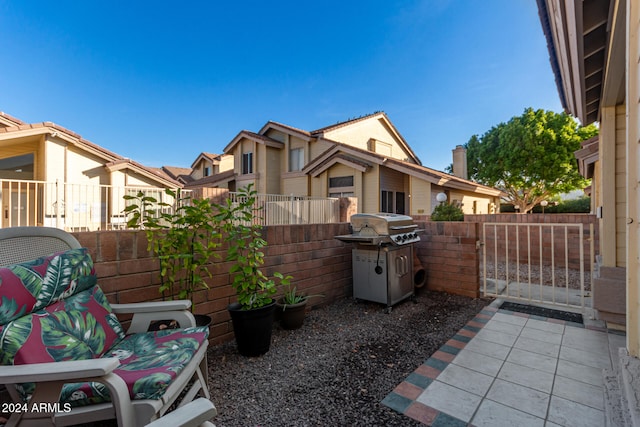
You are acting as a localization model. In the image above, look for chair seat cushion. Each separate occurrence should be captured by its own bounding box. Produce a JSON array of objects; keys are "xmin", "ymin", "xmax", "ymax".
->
[{"xmin": 55, "ymin": 326, "xmax": 209, "ymax": 406}]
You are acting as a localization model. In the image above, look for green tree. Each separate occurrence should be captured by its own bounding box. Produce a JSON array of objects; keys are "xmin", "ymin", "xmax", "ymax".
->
[{"xmin": 466, "ymin": 108, "xmax": 598, "ymax": 213}]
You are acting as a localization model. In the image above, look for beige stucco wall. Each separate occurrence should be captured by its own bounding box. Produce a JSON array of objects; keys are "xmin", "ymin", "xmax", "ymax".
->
[
  {"xmin": 265, "ymin": 146, "xmax": 281, "ymax": 194},
  {"xmin": 458, "ymin": 194, "xmax": 496, "ymax": 214},
  {"xmin": 362, "ymin": 164, "xmax": 380, "ymax": 212},
  {"xmin": 282, "ymin": 176, "xmax": 307, "ymax": 195},
  {"xmin": 191, "ymin": 160, "xmax": 205, "ymax": 180},
  {"xmin": 219, "ymin": 154, "xmax": 234, "ymax": 172},
  {"xmin": 410, "ymin": 177, "xmax": 431, "ymax": 215},
  {"xmin": 626, "ymin": 2, "xmax": 640, "ymax": 356},
  {"xmin": 264, "ymin": 129, "xmax": 285, "ymax": 143},
  {"xmin": 309, "ymin": 138, "xmax": 334, "ymax": 159},
  {"xmin": 615, "ymin": 104, "xmax": 627, "ymax": 267},
  {"xmin": 321, "ymin": 118, "xmax": 414, "ymax": 163}
]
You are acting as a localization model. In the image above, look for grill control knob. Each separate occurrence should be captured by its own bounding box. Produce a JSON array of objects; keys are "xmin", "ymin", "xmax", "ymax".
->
[{"xmin": 395, "ymin": 235, "xmax": 402, "ymax": 242}]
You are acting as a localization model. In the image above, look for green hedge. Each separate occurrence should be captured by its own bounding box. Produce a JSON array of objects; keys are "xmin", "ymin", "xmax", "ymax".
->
[{"xmin": 501, "ymin": 197, "xmax": 591, "ymax": 214}]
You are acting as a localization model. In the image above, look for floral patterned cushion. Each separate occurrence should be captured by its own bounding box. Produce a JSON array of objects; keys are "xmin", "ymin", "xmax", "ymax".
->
[
  {"xmin": 0, "ymin": 286, "xmax": 125, "ymax": 366},
  {"xmin": 50, "ymin": 326, "xmax": 209, "ymax": 407},
  {"xmin": 0, "ymin": 248, "xmax": 97, "ymax": 326}
]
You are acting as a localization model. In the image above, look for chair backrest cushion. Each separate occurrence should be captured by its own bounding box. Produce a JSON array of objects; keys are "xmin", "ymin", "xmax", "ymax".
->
[
  {"xmin": 0, "ymin": 248, "xmax": 97, "ymax": 325},
  {"xmin": 0, "ymin": 249, "xmax": 126, "ymax": 366}
]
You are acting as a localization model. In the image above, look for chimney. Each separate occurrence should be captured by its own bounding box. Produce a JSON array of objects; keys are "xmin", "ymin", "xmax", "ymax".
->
[{"xmin": 452, "ymin": 145, "xmax": 468, "ymax": 180}]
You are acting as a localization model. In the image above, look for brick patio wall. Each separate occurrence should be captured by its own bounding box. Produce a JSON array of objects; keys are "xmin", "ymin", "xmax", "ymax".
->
[
  {"xmin": 72, "ymin": 223, "xmax": 352, "ymax": 345},
  {"xmin": 413, "ymin": 221, "xmax": 480, "ymax": 299}
]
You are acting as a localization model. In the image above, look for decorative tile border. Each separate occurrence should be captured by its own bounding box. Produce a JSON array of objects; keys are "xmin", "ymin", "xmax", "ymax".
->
[{"xmin": 381, "ymin": 304, "xmax": 590, "ymax": 426}]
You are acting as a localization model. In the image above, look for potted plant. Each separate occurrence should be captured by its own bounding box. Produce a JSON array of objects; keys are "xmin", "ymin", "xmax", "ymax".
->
[
  {"xmin": 124, "ymin": 188, "xmax": 221, "ymax": 327},
  {"xmin": 216, "ymin": 184, "xmax": 291, "ymax": 356},
  {"xmin": 276, "ymin": 283, "xmax": 324, "ymax": 330}
]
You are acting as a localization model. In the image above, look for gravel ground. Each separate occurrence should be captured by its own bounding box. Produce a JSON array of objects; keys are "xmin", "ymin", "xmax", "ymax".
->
[{"xmin": 207, "ymin": 290, "xmax": 491, "ymax": 427}]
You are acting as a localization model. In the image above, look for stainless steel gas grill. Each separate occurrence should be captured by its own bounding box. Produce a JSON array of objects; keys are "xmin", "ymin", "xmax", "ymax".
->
[{"xmin": 335, "ymin": 213, "xmax": 422, "ymax": 312}]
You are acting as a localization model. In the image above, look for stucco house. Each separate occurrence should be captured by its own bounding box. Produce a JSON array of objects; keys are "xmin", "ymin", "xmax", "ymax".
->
[
  {"xmin": 0, "ymin": 112, "xmax": 181, "ymax": 230},
  {"xmin": 218, "ymin": 112, "xmax": 502, "ymax": 215},
  {"xmin": 537, "ymin": 0, "xmax": 640, "ymax": 420}
]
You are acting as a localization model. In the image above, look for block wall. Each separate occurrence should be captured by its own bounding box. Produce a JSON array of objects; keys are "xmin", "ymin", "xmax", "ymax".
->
[
  {"xmin": 73, "ymin": 223, "xmax": 352, "ymax": 345},
  {"xmin": 413, "ymin": 221, "xmax": 481, "ymax": 299}
]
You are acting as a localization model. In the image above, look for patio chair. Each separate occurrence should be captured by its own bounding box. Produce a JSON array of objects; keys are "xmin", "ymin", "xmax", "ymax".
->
[
  {"xmin": 0, "ymin": 226, "xmax": 216, "ymax": 426},
  {"xmin": 145, "ymin": 398, "xmax": 216, "ymax": 427}
]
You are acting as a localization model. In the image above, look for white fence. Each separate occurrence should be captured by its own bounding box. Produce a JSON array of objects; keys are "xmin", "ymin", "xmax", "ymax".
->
[
  {"xmin": 481, "ymin": 222, "xmax": 594, "ymax": 310},
  {"xmin": 0, "ymin": 179, "xmax": 340, "ymax": 230}
]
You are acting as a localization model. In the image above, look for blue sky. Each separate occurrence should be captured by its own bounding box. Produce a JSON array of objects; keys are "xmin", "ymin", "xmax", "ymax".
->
[{"xmin": 0, "ymin": 1, "xmax": 561, "ymax": 172}]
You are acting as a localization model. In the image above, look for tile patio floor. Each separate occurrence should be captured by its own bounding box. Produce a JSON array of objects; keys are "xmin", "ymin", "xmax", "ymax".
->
[{"xmin": 382, "ymin": 300, "xmax": 626, "ymax": 427}]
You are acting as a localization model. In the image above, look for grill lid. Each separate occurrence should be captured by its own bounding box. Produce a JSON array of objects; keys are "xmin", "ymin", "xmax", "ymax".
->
[
  {"xmin": 335, "ymin": 213, "xmax": 421, "ymax": 246},
  {"xmin": 350, "ymin": 213, "xmax": 417, "ymax": 235}
]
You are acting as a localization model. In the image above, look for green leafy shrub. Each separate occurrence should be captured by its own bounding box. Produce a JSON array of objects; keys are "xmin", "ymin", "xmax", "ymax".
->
[
  {"xmin": 533, "ymin": 197, "xmax": 591, "ymax": 213},
  {"xmin": 431, "ymin": 202, "xmax": 464, "ymax": 221},
  {"xmin": 124, "ymin": 189, "xmax": 221, "ymax": 303},
  {"xmin": 216, "ymin": 184, "xmax": 291, "ymax": 310}
]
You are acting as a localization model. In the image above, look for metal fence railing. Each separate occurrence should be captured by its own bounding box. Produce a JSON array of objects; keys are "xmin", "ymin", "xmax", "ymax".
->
[
  {"xmin": 481, "ymin": 222, "xmax": 594, "ymax": 310},
  {"xmin": 0, "ymin": 179, "xmax": 340, "ymax": 230}
]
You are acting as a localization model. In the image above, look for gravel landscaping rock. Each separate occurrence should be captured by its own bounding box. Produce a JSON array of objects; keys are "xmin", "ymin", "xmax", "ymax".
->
[{"xmin": 208, "ymin": 290, "xmax": 491, "ymax": 426}]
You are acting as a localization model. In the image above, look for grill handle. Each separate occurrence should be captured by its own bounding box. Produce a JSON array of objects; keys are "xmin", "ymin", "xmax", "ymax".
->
[
  {"xmin": 389, "ymin": 224, "xmax": 418, "ymax": 231},
  {"xmin": 395, "ymin": 255, "xmax": 409, "ymax": 276}
]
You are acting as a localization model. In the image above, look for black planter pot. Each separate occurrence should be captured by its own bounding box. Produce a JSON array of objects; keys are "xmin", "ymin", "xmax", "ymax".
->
[
  {"xmin": 276, "ymin": 298, "xmax": 308, "ymax": 330},
  {"xmin": 194, "ymin": 314, "xmax": 212, "ymax": 327},
  {"xmin": 148, "ymin": 313, "xmax": 212, "ymax": 331},
  {"xmin": 228, "ymin": 300, "xmax": 276, "ymax": 357}
]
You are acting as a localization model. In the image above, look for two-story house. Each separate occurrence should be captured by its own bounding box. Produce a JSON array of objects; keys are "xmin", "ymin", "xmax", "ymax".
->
[{"xmin": 220, "ymin": 112, "xmax": 501, "ymax": 215}]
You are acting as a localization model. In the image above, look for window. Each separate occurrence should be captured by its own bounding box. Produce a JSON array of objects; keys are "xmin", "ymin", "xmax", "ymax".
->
[
  {"xmin": 241, "ymin": 152, "xmax": 253, "ymax": 175},
  {"xmin": 289, "ymin": 148, "xmax": 304, "ymax": 172},
  {"xmin": 329, "ymin": 176, "xmax": 354, "ymax": 187},
  {"xmin": 203, "ymin": 166, "xmax": 211, "ymax": 177},
  {"xmin": 381, "ymin": 191, "xmax": 405, "ymax": 214},
  {"xmin": 395, "ymin": 192, "xmax": 405, "ymax": 214},
  {"xmin": 381, "ymin": 191, "xmax": 394, "ymax": 213},
  {"xmin": 0, "ymin": 153, "xmax": 34, "ymax": 180},
  {"xmin": 329, "ymin": 191, "xmax": 355, "ymax": 198},
  {"xmin": 329, "ymin": 175, "xmax": 354, "ymax": 198}
]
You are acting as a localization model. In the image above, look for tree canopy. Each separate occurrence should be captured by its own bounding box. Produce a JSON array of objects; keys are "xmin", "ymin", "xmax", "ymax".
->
[{"xmin": 466, "ymin": 108, "xmax": 598, "ymax": 213}]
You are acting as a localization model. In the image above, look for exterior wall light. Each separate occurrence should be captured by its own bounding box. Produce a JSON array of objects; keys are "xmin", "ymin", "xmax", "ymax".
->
[
  {"xmin": 436, "ymin": 193, "xmax": 447, "ymax": 204},
  {"xmin": 540, "ymin": 200, "xmax": 548, "ymax": 213}
]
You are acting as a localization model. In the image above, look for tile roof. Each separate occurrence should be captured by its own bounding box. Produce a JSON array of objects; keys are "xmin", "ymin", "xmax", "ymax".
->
[
  {"xmin": 162, "ymin": 166, "xmax": 194, "ymax": 183},
  {"xmin": 260, "ymin": 121, "xmax": 312, "ymax": 137},
  {"xmin": 310, "ymin": 111, "xmax": 386, "ymax": 135},
  {"xmin": 184, "ymin": 169, "xmax": 235, "ymax": 188},
  {"xmin": 223, "ymin": 129, "xmax": 284, "ymax": 153},
  {"xmin": 0, "ymin": 111, "xmax": 26, "ymax": 127}
]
